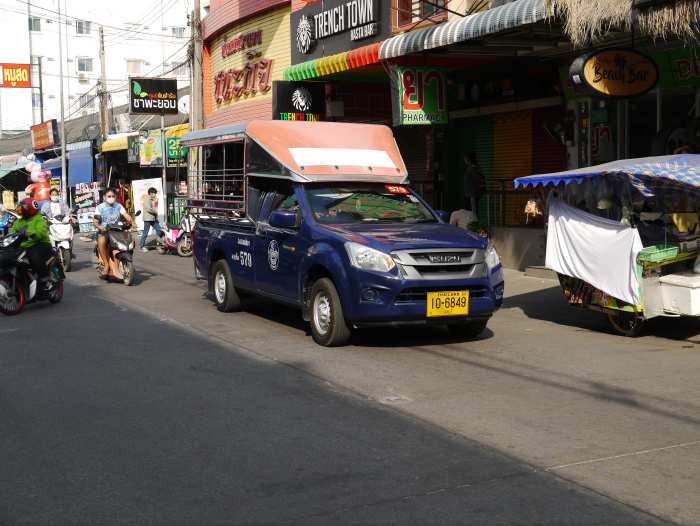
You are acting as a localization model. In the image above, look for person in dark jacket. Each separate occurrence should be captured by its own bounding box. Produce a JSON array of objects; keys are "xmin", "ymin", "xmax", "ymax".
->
[
  {"xmin": 463, "ymin": 152, "xmax": 484, "ymax": 215},
  {"xmin": 139, "ymin": 187, "xmax": 162, "ymax": 252}
]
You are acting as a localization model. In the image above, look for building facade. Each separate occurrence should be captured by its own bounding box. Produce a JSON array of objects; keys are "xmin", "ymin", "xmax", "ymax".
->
[{"xmin": 0, "ymin": 0, "xmax": 193, "ymax": 134}]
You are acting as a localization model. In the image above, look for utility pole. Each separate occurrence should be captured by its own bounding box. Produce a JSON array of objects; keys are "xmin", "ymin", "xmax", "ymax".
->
[
  {"xmin": 27, "ymin": 0, "xmax": 36, "ymax": 124},
  {"xmin": 190, "ymin": 0, "xmax": 203, "ymax": 197},
  {"xmin": 57, "ymin": 0, "xmax": 68, "ymax": 205},
  {"xmin": 98, "ymin": 25, "xmax": 109, "ymax": 141},
  {"xmin": 37, "ymin": 59, "xmax": 44, "ymax": 122}
]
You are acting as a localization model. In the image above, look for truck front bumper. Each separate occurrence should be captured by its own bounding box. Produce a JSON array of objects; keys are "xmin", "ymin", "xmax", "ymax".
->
[{"xmin": 341, "ymin": 266, "xmax": 504, "ymax": 325}]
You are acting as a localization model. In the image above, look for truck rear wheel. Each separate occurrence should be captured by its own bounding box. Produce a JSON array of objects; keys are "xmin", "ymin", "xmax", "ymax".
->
[
  {"xmin": 211, "ymin": 260, "xmax": 241, "ymax": 313},
  {"xmin": 310, "ymin": 278, "xmax": 351, "ymax": 347}
]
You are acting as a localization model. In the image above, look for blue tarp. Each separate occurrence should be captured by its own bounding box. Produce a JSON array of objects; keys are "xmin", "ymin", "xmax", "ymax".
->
[
  {"xmin": 68, "ymin": 147, "xmax": 93, "ymax": 186},
  {"xmin": 514, "ymin": 155, "xmax": 700, "ymax": 196}
]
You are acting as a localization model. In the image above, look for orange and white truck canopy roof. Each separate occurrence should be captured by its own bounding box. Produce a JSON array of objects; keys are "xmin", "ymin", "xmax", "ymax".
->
[{"xmin": 181, "ymin": 120, "xmax": 408, "ymax": 184}]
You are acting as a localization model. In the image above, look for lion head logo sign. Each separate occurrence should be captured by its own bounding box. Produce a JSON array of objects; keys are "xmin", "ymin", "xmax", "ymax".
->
[
  {"xmin": 291, "ymin": 87, "xmax": 313, "ymax": 112},
  {"xmin": 296, "ymin": 15, "xmax": 314, "ymax": 54}
]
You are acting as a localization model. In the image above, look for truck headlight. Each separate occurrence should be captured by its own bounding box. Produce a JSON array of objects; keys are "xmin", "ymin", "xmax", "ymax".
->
[
  {"xmin": 345, "ymin": 242, "xmax": 395, "ymax": 273},
  {"xmin": 485, "ymin": 243, "xmax": 501, "ymax": 270}
]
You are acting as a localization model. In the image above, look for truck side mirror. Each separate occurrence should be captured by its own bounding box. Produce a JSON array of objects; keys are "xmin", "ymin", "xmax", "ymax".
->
[
  {"xmin": 269, "ymin": 210, "xmax": 298, "ymax": 229},
  {"xmin": 435, "ymin": 210, "xmax": 449, "ymax": 223}
]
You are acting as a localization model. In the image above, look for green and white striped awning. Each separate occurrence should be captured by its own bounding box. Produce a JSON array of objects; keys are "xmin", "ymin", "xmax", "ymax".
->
[{"xmin": 378, "ymin": 0, "xmax": 547, "ymax": 60}]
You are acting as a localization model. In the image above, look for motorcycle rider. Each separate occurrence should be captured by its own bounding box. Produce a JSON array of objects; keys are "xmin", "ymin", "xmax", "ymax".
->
[
  {"xmin": 10, "ymin": 198, "xmax": 53, "ymax": 289},
  {"xmin": 41, "ymin": 188, "xmax": 71, "ymax": 221},
  {"xmin": 94, "ymin": 188, "xmax": 133, "ymax": 277}
]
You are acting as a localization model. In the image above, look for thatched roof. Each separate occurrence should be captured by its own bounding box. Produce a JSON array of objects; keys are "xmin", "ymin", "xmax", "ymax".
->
[
  {"xmin": 545, "ymin": 0, "xmax": 632, "ymax": 48},
  {"xmin": 546, "ymin": 0, "xmax": 700, "ymax": 47},
  {"xmin": 636, "ymin": 0, "xmax": 700, "ymax": 43}
]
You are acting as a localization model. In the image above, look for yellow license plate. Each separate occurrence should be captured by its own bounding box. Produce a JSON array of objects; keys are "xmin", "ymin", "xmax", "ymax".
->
[{"xmin": 426, "ymin": 290, "xmax": 469, "ymax": 317}]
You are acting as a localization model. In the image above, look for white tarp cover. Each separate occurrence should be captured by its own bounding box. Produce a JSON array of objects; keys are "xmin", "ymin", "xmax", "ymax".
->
[{"xmin": 546, "ymin": 198, "xmax": 643, "ymax": 306}]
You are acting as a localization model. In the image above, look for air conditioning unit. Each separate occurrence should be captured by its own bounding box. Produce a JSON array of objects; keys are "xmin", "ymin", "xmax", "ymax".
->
[{"xmin": 78, "ymin": 73, "xmax": 88, "ymax": 83}]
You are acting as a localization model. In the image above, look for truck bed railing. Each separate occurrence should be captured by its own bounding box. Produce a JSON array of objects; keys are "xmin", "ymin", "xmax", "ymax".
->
[{"xmin": 187, "ymin": 168, "xmax": 245, "ymax": 216}]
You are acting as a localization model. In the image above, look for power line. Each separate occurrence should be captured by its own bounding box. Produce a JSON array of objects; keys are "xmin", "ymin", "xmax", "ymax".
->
[{"xmin": 13, "ymin": 0, "xmax": 190, "ymax": 41}]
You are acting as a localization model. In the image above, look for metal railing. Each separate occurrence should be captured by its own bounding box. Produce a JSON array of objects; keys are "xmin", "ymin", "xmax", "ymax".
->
[{"xmin": 186, "ymin": 168, "xmax": 246, "ymax": 214}]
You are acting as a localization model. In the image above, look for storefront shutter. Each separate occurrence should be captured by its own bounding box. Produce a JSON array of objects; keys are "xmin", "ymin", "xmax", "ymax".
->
[
  {"xmin": 493, "ymin": 110, "xmax": 532, "ymax": 226},
  {"xmin": 395, "ymin": 126, "xmax": 430, "ymax": 199}
]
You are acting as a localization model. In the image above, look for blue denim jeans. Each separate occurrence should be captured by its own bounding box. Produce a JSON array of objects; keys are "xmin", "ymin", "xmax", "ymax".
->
[{"xmin": 140, "ymin": 220, "xmax": 162, "ymax": 248}]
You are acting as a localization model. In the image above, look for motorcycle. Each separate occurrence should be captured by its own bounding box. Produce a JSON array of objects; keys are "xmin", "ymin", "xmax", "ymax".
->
[
  {"xmin": 157, "ymin": 214, "xmax": 194, "ymax": 257},
  {"xmin": 94, "ymin": 214, "xmax": 139, "ymax": 286},
  {"xmin": 47, "ymin": 212, "xmax": 75, "ymax": 272},
  {"xmin": 0, "ymin": 232, "xmax": 65, "ymax": 316}
]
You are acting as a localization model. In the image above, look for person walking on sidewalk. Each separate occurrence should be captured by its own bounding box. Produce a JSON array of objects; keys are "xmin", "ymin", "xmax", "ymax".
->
[{"xmin": 139, "ymin": 187, "xmax": 162, "ymax": 252}]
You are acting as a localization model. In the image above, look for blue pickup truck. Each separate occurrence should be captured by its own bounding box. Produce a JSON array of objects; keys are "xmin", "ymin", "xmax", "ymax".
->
[{"xmin": 183, "ymin": 120, "xmax": 504, "ymax": 346}]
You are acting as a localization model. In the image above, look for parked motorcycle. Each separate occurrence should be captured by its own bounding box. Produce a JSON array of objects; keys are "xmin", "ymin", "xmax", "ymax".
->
[
  {"xmin": 94, "ymin": 215, "xmax": 139, "ymax": 286},
  {"xmin": 0, "ymin": 232, "xmax": 65, "ymax": 316},
  {"xmin": 47, "ymin": 212, "xmax": 75, "ymax": 272},
  {"xmin": 157, "ymin": 214, "xmax": 193, "ymax": 257}
]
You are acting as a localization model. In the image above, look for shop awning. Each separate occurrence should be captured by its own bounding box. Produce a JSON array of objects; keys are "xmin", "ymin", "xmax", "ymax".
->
[
  {"xmin": 515, "ymin": 154, "xmax": 700, "ymax": 197},
  {"xmin": 180, "ymin": 123, "xmax": 248, "ymax": 147},
  {"xmin": 101, "ymin": 133, "xmax": 138, "ymax": 153},
  {"xmin": 165, "ymin": 123, "xmax": 191, "ymax": 139},
  {"xmin": 379, "ymin": 0, "xmax": 547, "ymax": 60},
  {"xmin": 0, "ymin": 153, "xmax": 26, "ymax": 179},
  {"xmin": 283, "ymin": 42, "xmax": 381, "ymax": 81}
]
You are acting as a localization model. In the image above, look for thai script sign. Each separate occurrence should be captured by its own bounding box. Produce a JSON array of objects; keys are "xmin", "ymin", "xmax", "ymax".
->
[
  {"xmin": 0, "ymin": 63, "xmax": 31, "ymax": 88},
  {"xmin": 30, "ymin": 120, "xmax": 58, "ymax": 150},
  {"xmin": 394, "ymin": 67, "xmax": 448, "ymax": 125},
  {"xmin": 222, "ymin": 30, "xmax": 263, "ymax": 58},
  {"xmin": 129, "ymin": 77, "xmax": 178, "ymax": 114}
]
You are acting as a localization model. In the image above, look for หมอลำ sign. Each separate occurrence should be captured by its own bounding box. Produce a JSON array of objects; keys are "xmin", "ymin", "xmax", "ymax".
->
[{"xmin": 570, "ymin": 49, "xmax": 658, "ymax": 98}]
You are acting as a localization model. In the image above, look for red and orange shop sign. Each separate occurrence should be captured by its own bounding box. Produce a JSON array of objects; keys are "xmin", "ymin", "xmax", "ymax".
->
[
  {"xmin": 214, "ymin": 50, "xmax": 273, "ymax": 103},
  {"xmin": 221, "ymin": 30, "xmax": 263, "ymax": 58},
  {"xmin": 30, "ymin": 120, "xmax": 58, "ymax": 151},
  {"xmin": 0, "ymin": 63, "xmax": 31, "ymax": 88}
]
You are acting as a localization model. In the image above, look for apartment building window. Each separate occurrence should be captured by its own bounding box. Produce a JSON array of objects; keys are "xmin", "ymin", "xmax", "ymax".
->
[
  {"xmin": 396, "ymin": 0, "xmax": 446, "ymax": 27},
  {"xmin": 28, "ymin": 16, "xmax": 41, "ymax": 31},
  {"xmin": 171, "ymin": 26, "xmax": 185, "ymax": 38},
  {"xmin": 79, "ymin": 93, "xmax": 94, "ymax": 109},
  {"xmin": 127, "ymin": 59, "xmax": 145, "ymax": 76},
  {"xmin": 75, "ymin": 20, "xmax": 91, "ymax": 35},
  {"xmin": 32, "ymin": 92, "xmax": 42, "ymax": 108},
  {"xmin": 421, "ymin": 0, "xmax": 445, "ymax": 17},
  {"xmin": 76, "ymin": 57, "xmax": 93, "ymax": 73}
]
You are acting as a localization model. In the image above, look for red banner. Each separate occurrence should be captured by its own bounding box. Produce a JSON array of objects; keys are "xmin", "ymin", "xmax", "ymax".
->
[{"xmin": 0, "ymin": 63, "xmax": 31, "ymax": 88}]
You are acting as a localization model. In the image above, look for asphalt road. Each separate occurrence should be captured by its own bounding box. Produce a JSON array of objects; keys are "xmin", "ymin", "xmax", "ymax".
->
[{"xmin": 1, "ymin": 240, "xmax": 698, "ymax": 525}]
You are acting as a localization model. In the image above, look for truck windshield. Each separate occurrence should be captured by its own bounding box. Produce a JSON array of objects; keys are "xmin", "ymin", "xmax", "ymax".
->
[{"xmin": 306, "ymin": 184, "xmax": 436, "ymax": 224}]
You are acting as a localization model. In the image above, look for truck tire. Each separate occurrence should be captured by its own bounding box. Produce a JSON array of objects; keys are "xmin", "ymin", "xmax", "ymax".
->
[
  {"xmin": 211, "ymin": 260, "xmax": 241, "ymax": 313},
  {"xmin": 448, "ymin": 319, "xmax": 488, "ymax": 340},
  {"xmin": 310, "ymin": 278, "xmax": 351, "ymax": 347}
]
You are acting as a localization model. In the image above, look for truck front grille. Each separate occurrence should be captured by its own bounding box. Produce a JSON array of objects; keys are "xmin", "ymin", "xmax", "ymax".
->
[{"xmin": 392, "ymin": 248, "xmax": 487, "ymax": 280}]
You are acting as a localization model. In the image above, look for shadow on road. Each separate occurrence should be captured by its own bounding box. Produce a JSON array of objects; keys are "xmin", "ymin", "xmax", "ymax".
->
[
  {"xmin": 0, "ymin": 286, "xmax": 664, "ymax": 525},
  {"xmin": 239, "ymin": 297, "xmax": 495, "ymax": 348},
  {"xmin": 504, "ymin": 283, "xmax": 700, "ymax": 341}
]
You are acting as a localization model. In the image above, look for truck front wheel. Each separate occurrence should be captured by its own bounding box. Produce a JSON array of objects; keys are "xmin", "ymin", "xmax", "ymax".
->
[
  {"xmin": 211, "ymin": 260, "xmax": 241, "ymax": 313},
  {"xmin": 310, "ymin": 278, "xmax": 351, "ymax": 347}
]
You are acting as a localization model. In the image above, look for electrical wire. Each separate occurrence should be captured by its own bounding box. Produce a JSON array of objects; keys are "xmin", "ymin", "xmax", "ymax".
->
[{"xmin": 13, "ymin": 0, "xmax": 191, "ymax": 40}]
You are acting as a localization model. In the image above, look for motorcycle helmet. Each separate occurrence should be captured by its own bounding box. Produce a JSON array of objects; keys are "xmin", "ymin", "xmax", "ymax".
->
[{"xmin": 16, "ymin": 198, "xmax": 40, "ymax": 218}]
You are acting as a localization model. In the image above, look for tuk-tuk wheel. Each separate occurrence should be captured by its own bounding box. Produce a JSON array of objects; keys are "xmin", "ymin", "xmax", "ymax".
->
[{"xmin": 607, "ymin": 312, "xmax": 644, "ymax": 337}]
